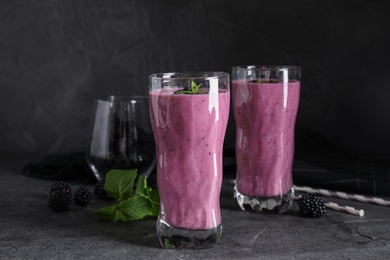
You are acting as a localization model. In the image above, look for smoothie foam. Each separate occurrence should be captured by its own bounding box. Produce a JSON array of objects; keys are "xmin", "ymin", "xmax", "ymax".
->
[
  {"xmin": 233, "ymin": 79, "xmax": 300, "ymax": 198},
  {"xmin": 149, "ymin": 88, "xmax": 229, "ymax": 230}
]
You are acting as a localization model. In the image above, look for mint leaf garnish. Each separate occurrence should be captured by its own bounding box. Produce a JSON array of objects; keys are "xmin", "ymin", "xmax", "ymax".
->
[
  {"xmin": 174, "ymin": 80, "xmax": 206, "ymax": 95},
  {"xmin": 191, "ymin": 80, "xmax": 202, "ymax": 94},
  {"xmin": 174, "ymin": 90, "xmax": 193, "ymax": 94},
  {"xmin": 249, "ymin": 79, "xmax": 281, "ymax": 83},
  {"xmin": 90, "ymin": 169, "xmax": 160, "ymax": 222}
]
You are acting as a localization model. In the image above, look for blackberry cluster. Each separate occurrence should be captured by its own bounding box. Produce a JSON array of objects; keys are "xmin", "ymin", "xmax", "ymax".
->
[
  {"xmin": 48, "ymin": 181, "xmax": 72, "ymax": 211},
  {"xmin": 74, "ymin": 186, "xmax": 92, "ymax": 206},
  {"xmin": 48, "ymin": 181, "xmax": 94, "ymax": 211},
  {"xmin": 94, "ymin": 182, "xmax": 112, "ymax": 200},
  {"xmin": 298, "ymin": 195, "xmax": 327, "ymax": 218}
]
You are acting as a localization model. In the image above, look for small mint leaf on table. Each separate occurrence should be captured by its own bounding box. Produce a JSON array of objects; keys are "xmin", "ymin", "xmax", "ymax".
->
[
  {"xmin": 113, "ymin": 207, "xmax": 128, "ymax": 222},
  {"xmin": 164, "ymin": 239, "xmax": 176, "ymax": 249},
  {"xmin": 136, "ymin": 175, "xmax": 160, "ymax": 217},
  {"xmin": 90, "ymin": 169, "xmax": 160, "ymax": 222},
  {"xmin": 149, "ymin": 188, "xmax": 160, "ymax": 204},
  {"xmin": 105, "ymin": 169, "xmax": 137, "ymax": 201},
  {"xmin": 117, "ymin": 196, "xmax": 151, "ymax": 221},
  {"xmin": 90, "ymin": 204, "xmax": 127, "ymax": 223},
  {"xmin": 90, "ymin": 204, "xmax": 117, "ymax": 221},
  {"xmin": 149, "ymin": 189, "xmax": 160, "ymax": 217},
  {"xmin": 135, "ymin": 175, "xmax": 147, "ymax": 196}
]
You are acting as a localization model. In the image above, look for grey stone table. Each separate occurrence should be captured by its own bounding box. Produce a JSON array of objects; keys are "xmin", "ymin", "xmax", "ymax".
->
[{"xmin": 1, "ymin": 156, "xmax": 390, "ymax": 259}]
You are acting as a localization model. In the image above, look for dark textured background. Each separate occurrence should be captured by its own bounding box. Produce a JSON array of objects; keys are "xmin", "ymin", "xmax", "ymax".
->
[{"xmin": 1, "ymin": 0, "xmax": 390, "ymax": 161}]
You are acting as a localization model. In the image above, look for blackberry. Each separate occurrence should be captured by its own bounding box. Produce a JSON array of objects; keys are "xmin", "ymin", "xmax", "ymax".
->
[
  {"xmin": 48, "ymin": 181, "xmax": 72, "ymax": 211},
  {"xmin": 94, "ymin": 182, "xmax": 112, "ymax": 200},
  {"xmin": 74, "ymin": 186, "xmax": 92, "ymax": 206},
  {"xmin": 298, "ymin": 195, "xmax": 326, "ymax": 218}
]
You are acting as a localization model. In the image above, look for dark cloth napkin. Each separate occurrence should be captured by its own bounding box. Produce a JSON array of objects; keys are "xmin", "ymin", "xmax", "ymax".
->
[
  {"xmin": 22, "ymin": 152, "xmax": 96, "ymax": 183},
  {"xmin": 22, "ymin": 152, "xmax": 158, "ymax": 186}
]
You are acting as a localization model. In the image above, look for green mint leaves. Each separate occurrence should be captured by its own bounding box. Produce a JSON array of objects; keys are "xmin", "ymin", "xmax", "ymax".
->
[
  {"xmin": 191, "ymin": 80, "xmax": 202, "ymax": 93},
  {"xmin": 90, "ymin": 169, "xmax": 160, "ymax": 222},
  {"xmin": 174, "ymin": 80, "xmax": 207, "ymax": 94},
  {"xmin": 104, "ymin": 169, "xmax": 136, "ymax": 201},
  {"xmin": 249, "ymin": 79, "xmax": 281, "ymax": 83},
  {"xmin": 164, "ymin": 239, "xmax": 176, "ymax": 249}
]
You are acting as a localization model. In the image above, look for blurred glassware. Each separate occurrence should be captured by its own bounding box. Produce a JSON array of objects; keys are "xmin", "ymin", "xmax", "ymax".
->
[{"xmin": 86, "ymin": 96, "xmax": 156, "ymax": 183}]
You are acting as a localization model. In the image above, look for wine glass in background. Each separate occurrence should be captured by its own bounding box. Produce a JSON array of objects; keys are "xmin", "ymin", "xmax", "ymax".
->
[{"xmin": 86, "ymin": 96, "xmax": 156, "ymax": 183}]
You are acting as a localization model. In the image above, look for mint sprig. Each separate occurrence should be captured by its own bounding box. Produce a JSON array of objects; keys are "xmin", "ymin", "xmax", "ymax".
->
[
  {"xmin": 90, "ymin": 169, "xmax": 160, "ymax": 222},
  {"xmin": 174, "ymin": 80, "xmax": 207, "ymax": 94},
  {"xmin": 249, "ymin": 79, "xmax": 281, "ymax": 83},
  {"xmin": 191, "ymin": 80, "xmax": 202, "ymax": 93}
]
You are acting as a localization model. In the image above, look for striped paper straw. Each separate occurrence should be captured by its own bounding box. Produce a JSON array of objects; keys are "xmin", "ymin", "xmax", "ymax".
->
[
  {"xmin": 325, "ymin": 202, "xmax": 365, "ymax": 217},
  {"xmin": 294, "ymin": 185, "xmax": 390, "ymax": 207}
]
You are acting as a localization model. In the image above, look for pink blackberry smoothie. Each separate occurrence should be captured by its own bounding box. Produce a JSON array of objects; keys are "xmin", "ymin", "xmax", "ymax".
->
[
  {"xmin": 233, "ymin": 79, "xmax": 300, "ymax": 199},
  {"xmin": 149, "ymin": 88, "xmax": 230, "ymax": 230}
]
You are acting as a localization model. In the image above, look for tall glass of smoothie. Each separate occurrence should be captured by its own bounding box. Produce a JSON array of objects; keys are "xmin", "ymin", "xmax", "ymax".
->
[
  {"xmin": 232, "ymin": 66, "xmax": 301, "ymax": 214},
  {"xmin": 149, "ymin": 72, "xmax": 230, "ymax": 249}
]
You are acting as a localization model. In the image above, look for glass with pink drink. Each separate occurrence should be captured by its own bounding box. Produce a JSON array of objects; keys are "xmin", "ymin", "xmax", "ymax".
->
[
  {"xmin": 149, "ymin": 72, "xmax": 230, "ymax": 249},
  {"xmin": 232, "ymin": 66, "xmax": 301, "ymax": 214}
]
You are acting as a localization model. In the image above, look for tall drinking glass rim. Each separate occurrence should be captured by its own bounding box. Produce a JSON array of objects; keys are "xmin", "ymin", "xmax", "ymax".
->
[
  {"xmin": 149, "ymin": 71, "xmax": 230, "ymax": 80},
  {"xmin": 233, "ymin": 65, "xmax": 301, "ymax": 71}
]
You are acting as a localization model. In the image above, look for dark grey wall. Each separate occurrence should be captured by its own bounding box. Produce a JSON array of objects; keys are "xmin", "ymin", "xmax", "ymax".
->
[{"xmin": 1, "ymin": 0, "xmax": 390, "ymax": 158}]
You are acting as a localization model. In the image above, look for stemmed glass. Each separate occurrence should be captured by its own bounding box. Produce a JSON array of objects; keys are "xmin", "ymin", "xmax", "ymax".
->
[{"xmin": 86, "ymin": 96, "xmax": 156, "ymax": 183}]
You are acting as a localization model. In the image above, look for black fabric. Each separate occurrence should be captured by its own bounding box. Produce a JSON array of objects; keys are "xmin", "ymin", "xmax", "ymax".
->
[
  {"xmin": 22, "ymin": 153, "xmax": 96, "ymax": 184},
  {"xmin": 22, "ymin": 152, "xmax": 158, "ymax": 186}
]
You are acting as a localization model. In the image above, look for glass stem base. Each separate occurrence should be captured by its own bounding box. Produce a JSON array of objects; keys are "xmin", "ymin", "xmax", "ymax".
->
[
  {"xmin": 156, "ymin": 221, "xmax": 222, "ymax": 249},
  {"xmin": 234, "ymin": 186, "xmax": 294, "ymax": 214}
]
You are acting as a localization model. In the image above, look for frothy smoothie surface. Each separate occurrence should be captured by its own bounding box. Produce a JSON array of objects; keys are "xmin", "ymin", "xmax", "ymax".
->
[
  {"xmin": 233, "ymin": 79, "xmax": 300, "ymax": 197},
  {"xmin": 149, "ymin": 89, "xmax": 230, "ymax": 230}
]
